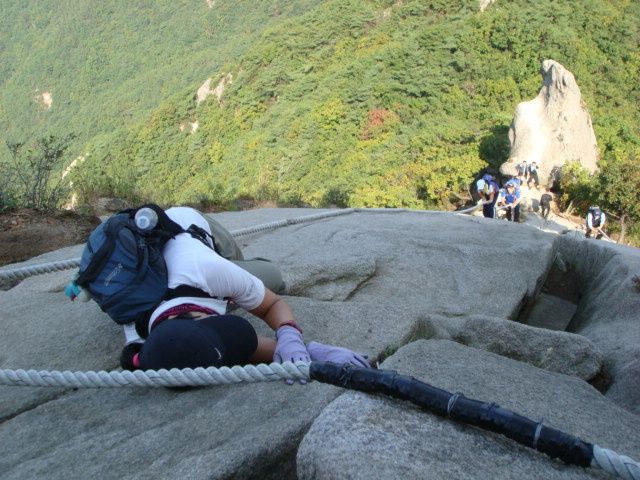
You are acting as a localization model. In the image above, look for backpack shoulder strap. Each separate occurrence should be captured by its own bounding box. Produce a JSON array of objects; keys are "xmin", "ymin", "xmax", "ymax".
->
[
  {"xmin": 164, "ymin": 284, "xmax": 221, "ymax": 301},
  {"xmin": 185, "ymin": 224, "xmax": 220, "ymax": 254}
]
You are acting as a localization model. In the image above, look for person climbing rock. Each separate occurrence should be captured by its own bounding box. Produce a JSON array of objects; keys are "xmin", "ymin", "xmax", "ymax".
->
[
  {"xmin": 540, "ymin": 189, "xmax": 553, "ymax": 219},
  {"xmin": 476, "ymin": 174, "xmax": 500, "ymax": 219},
  {"xmin": 498, "ymin": 181, "xmax": 521, "ymax": 222},
  {"xmin": 585, "ymin": 206, "xmax": 606, "ymax": 239},
  {"xmin": 528, "ymin": 162, "xmax": 540, "ymax": 190},
  {"xmin": 114, "ymin": 207, "xmax": 370, "ymax": 374}
]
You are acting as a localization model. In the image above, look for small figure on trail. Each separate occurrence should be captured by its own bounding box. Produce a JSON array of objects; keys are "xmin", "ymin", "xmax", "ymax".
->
[
  {"xmin": 540, "ymin": 189, "xmax": 553, "ymax": 219},
  {"xmin": 476, "ymin": 174, "xmax": 500, "ymax": 219},
  {"xmin": 498, "ymin": 181, "xmax": 521, "ymax": 222},
  {"xmin": 585, "ymin": 206, "xmax": 606, "ymax": 239},
  {"xmin": 528, "ymin": 162, "xmax": 540, "ymax": 190},
  {"xmin": 516, "ymin": 160, "xmax": 529, "ymax": 185}
]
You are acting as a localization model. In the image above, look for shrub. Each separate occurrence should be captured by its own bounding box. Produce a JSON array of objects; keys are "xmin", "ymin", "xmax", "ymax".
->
[{"xmin": 2, "ymin": 135, "xmax": 76, "ymax": 210}]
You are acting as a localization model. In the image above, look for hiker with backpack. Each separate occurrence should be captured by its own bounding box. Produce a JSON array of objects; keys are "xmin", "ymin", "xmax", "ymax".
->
[
  {"xmin": 585, "ymin": 206, "xmax": 606, "ymax": 239},
  {"xmin": 497, "ymin": 181, "xmax": 521, "ymax": 222},
  {"xmin": 476, "ymin": 174, "xmax": 500, "ymax": 219},
  {"xmin": 67, "ymin": 205, "xmax": 370, "ymax": 376}
]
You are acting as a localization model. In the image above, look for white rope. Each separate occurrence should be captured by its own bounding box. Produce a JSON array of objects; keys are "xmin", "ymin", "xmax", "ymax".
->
[
  {"xmin": 0, "ymin": 361, "xmax": 310, "ymax": 388},
  {"xmin": 592, "ymin": 445, "xmax": 640, "ymax": 480},
  {"xmin": 598, "ymin": 228, "xmax": 617, "ymax": 243},
  {"xmin": 3, "ymin": 368, "xmax": 640, "ymax": 480},
  {"xmin": 230, "ymin": 208, "xmax": 357, "ymax": 237},
  {"xmin": 0, "ymin": 258, "xmax": 81, "ymax": 282},
  {"xmin": 0, "ymin": 207, "xmax": 481, "ymax": 282},
  {"xmin": 455, "ymin": 204, "xmax": 483, "ymax": 214}
]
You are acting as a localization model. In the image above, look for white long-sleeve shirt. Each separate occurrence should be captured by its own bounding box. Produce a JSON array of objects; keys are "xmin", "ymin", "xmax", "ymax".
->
[{"xmin": 123, "ymin": 207, "xmax": 265, "ymax": 344}]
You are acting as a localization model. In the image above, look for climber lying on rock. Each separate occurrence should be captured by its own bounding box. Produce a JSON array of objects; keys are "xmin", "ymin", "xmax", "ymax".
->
[{"xmin": 69, "ymin": 205, "xmax": 370, "ymax": 375}]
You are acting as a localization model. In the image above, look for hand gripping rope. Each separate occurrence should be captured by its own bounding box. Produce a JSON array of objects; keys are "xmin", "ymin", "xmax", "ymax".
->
[{"xmin": 1, "ymin": 362, "xmax": 638, "ymax": 479}]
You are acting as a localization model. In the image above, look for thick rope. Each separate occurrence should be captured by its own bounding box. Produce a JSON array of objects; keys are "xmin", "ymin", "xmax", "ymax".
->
[
  {"xmin": 592, "ymin": 446, "xmax": 640, "ymax": 480},
  {"xmin": 230, "ymin": 208, "xmax": 357, "ymax": 237},
  {"xmin": 1, "ymin": 362, "xmax": 638, "ymax": 480},
  {"xmin": 0, "ymin": 258, "xmax": 81, "ymax": 282},
  {"xmin": 0, "ymin": 361, "xmax": 310, "ymax": 388}
]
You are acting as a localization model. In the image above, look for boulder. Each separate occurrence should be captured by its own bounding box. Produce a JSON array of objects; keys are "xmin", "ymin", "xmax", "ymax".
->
[
  {"xmin": 422, "ymin": 314, "xmax": 602, "ymax": 381},
  {"xmin": 87, "ymin": 197, "xmax": 129, "ymax": 216},
  {"xmin": 500, "ymin": 60, "xmax": 599, "ymax": 186}
]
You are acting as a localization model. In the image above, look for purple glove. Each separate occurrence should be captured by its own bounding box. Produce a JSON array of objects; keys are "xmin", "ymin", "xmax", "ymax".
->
[
  {"xmin": 307, "ymin": 341, "xmax": 370, "ymax": 368},
  {"xmin": 273, "ymin": 326, "xmax": 311, "ymax": 363},
  {"xmin": 274, "ymin": 326, "xmax": 310, "ymax": 385}
]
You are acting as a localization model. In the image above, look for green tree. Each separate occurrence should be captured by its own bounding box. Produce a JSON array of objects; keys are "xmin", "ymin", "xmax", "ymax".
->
[
  {"xmin": 558, "ymin": 161, "xmax": 596, "ymax": 214},
  {"xmin": 597, "ymin": 149, "xmax": 640, "ymax": 244}
]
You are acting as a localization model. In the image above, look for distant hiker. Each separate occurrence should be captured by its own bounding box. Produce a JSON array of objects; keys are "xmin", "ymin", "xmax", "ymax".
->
[
  {"xmin": 476, "ymin": 174, "xmax": 499, "ymax": 219},
  {"xmin": 585, "ymin": 206, "xmax": 606, "ymax": 239},
  {"xmin": 540, "ymin": 189, "xmax": 553, "ymax": 219},
  {"xmin": 498, "ymin": 181, "xmax": 521, "ymax": 222},
  {"xmin": 113, "ymin": 207, "xmax": 370, "ymax": 373},
  {"xmin": 516, "ymin": 161, "xmax": 529, "ymax": 184},
  {"xmin": 528, "ymin": 162, "xmax": 540, "ymax": 189}
]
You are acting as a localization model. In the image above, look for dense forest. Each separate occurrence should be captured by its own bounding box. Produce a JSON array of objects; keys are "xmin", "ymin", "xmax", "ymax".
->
[{"xmin": 1, "ymin": 0, "xmax": 639, "ymax": 239}]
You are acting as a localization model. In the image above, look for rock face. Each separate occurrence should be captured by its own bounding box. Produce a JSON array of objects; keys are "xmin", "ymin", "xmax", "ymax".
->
[
  {"xmin": 1, "ymin": 208, "xmax": 639, "ymax": 479},
  {"xmin": 500, "ymin": 60, "xmax": 599, "ymax": 186}
]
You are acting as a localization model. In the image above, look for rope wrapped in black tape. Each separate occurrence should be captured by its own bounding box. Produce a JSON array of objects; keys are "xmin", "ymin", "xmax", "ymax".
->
[{"xmin": 309, "ymin": 362, "xmax": 593, "ymax": 468}]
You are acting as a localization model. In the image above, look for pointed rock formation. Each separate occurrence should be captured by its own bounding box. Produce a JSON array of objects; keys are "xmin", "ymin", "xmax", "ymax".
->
[{"xmin": 500, "ymin": 60, "xmax": 599, "ymax": 186}]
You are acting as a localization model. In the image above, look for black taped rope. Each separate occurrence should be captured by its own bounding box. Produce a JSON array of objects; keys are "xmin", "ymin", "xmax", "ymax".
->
[{"xmin": 310, "ymin": 362, "xmax": 612, "ymax": 471}]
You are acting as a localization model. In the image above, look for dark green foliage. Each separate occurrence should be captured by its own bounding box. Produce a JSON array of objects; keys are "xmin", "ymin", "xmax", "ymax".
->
[
  {"xmin": 598, "ymin": 150, "xmax": 640, "ymax": 220},
  {"xmin": 559, "ymin": 149, "xmax": 640, "ymax": 245},
  {"xmin": 2, "ymin": 0, "xmax": 639, "ymax": 237}
]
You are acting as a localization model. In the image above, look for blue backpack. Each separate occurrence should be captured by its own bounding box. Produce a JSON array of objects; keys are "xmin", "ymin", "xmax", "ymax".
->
[{"xmin": 74, "ymin": 204, "xmax": 215, "ymax": 328}]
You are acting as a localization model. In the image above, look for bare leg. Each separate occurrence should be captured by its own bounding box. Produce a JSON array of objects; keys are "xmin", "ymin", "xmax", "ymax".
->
[{"xmin": 248, "ymin": 337, "xmax": 277, "ymax": 363}]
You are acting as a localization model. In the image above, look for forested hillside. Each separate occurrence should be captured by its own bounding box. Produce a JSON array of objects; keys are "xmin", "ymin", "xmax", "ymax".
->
[
  {"xmin": 1, "ymin": 0, "xmax": 639, "ymax": 232},
  {"xmin": 0, "ymin": 0, "xmax": 320, "ymax": 144}
]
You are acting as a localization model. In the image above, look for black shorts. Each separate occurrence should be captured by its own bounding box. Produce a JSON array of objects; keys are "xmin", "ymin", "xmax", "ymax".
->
[{"xmin": 140, "ymin": 314, "xmax": 258, "ymax": 370}]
